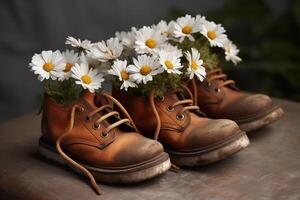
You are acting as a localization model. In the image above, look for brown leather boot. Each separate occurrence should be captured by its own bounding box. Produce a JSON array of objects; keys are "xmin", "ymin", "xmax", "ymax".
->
[
  {"xmin": 188, "ymin": 67, "xmax": 284, "ymax": 132},
  {"xmin": 39, "ymin": 91, "xmax": 171, "ymax": 195},
  {"xmin": 111, "ymin": 87, "xmax": 249, "ymax": 167}
]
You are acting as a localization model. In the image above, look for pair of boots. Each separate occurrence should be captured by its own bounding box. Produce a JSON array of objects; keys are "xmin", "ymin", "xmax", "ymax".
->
[{"xmin": 39, "ymin": 69, "xmax": 283, "ymax": 194}]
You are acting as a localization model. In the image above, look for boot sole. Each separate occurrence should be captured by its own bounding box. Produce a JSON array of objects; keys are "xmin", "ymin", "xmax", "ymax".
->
[
  {"xmin": 237, "ymin": 107, "xmax": 284, "ymax": 132},
  {"xmin": 166, "ymin": 131, "xmax": 249, "ymax": 167},
  {"xmin": 38, "ymin": 137, "xmax": 171, "ymax": 184}
]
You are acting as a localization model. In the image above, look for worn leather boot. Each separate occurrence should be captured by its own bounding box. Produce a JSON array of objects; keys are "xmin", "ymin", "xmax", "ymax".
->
[
  {"xmin": 39, "ymin": 91, "xmax": 171, "ymax": 195},
  {"xmin": 188, "ymin": 67, "xmax": 284, "ymax": 132},
  {"xmin": 111, "ymin": 87, "xmax": 249, "ymax": 167}
]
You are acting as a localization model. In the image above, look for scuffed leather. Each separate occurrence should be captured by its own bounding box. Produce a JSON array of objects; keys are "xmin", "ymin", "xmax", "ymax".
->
[
  {"xmin": 42, "ymin": 92, "xmax": 164, "ymax": 168},
  {"xmin": 112, "ymin": 88, "xmax": 241, "ymax": 153},
  {"xmin": 188, "ymin": 78, "xmax": 276, "ymax": 122}
]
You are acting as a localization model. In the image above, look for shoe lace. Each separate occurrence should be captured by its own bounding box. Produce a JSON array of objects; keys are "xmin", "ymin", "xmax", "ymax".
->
[
  {"xmin": 207, "ymin": 67, "xmax": 235, "ymax": 88},
  {"xmin": 149, "ymin": 86, "xmax": 200, "ymax": 171},
  {"xmin": 55, "ymin": 92, "xmax": 138, "ymax": 195},
  {"xmin": 190, "ymin": 68, "xmax": 236, "ymax": 105}
]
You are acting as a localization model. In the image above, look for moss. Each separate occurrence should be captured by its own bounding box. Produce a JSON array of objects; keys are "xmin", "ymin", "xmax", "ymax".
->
[
  {"xmin": 113, "ymin": 72, "xmax": 186, "ymax": 97},
  {"xmin": 44, "ymin": 79, "xmax": 84, "ymax": 104}
]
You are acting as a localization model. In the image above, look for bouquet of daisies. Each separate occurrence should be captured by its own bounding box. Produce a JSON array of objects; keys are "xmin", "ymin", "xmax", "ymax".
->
[
  {"xmin": 29, "ymin": 37, "xmax": 105, "ymax": 103},
  {"xmin": 29, "ymin": 14, "xmax": 241, "ymax": 103},
  {"xmin": 106, "ymin": 14, "xmax": 241, "ymax": 96}
]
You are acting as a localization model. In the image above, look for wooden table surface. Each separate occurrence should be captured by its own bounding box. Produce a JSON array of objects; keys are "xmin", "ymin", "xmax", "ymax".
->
[{"xmin": 0, "ymin": 99, "xmax": 299, "ymax": 200}]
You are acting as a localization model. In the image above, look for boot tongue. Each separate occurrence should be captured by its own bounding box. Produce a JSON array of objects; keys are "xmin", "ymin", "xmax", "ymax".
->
[
  {"xmin": 81, "ymin": 90, "xmax": 97, "ymax": 107},
  {"xmin": 164, "ymin": 90, "xmax": 181, "ymax": 103}
]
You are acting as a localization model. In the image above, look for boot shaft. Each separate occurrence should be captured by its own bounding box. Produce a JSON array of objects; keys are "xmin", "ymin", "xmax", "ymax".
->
[
  {"xmin": 111, "ymin": 88, "xmax": 157, "ymax": 138},
  {"xmin": 41, "ymin": 95, "xmax": 75, "ymax": 144}
]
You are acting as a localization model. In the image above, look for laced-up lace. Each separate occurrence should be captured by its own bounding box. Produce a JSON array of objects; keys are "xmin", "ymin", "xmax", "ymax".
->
[
  {"xmin": 55, "ymin": 92, "xmax": 138, "ymax": 195},
  {"xmin": 207, "ymin": 68, "xmax": 235, "ymax": 88},
  {"xmin": 190, "ymin": 68, "xmax": 236, "ymax": 105},
  {"xmin": 149, "ymin": 87, "xmax": 201, "ymax": 171},
  {"xmin": 149, "ymin": 86, "xmax": 200, "ymax": 141}
]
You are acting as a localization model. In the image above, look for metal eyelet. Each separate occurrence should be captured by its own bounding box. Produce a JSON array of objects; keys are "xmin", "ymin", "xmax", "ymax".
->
[
  {"xmin": 101, "ymin": 131, "xmax": 108, "ymax": 138},
  {"xmin": 157, "ymin": 96, "xmax": 165, "ymax": 101},
  {"xmin": 93, "ymin": 123, "xmax": 100, "ymax": 129},
  {"xmin": 176, "ymin": 114, "xmax": 185, "ymax": 120},
  {"xmin": 77, "ymin": 106, "xmax": 85, "ymax": 113},
  {"xmin": 85, "ymin": 116, "xmax": 91, "ymax": 122},
  {"xmin": 167, "ymin": 106, "xmax": 174, "ymax": 112},
  {"xmin": 215, "ymin": 88, "xmax": 221, "ymax": 93}
]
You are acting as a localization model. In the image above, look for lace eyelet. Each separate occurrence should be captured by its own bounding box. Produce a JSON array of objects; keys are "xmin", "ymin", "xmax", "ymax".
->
[
  {"xmin": 101, "ymin": 131, "xmax": 108, "ymax": 138},
  {"xmin": 176, "ymin": 114, "xmax": 185, "ymax": 120},
  {"xmin": 157, "ymin": 96, "xmax": 165, "ymax": 101},
  {"xmin": 77, "ymin": 106, "xmax": 85, "ymax": 113},
  {"xmin": 215, "ymin": 88, "xmax": 221, "ymax": 93},
  {"xmin": 85, "ymin": 116, "xmax": 91, "ymax": 122},
  {"xmin": 93, "ymin": 123, "xmax": 100, "ymax": 129},
  {"xmin": 167, "ymin": 106, "xmax": 174, "ymax": 112}
]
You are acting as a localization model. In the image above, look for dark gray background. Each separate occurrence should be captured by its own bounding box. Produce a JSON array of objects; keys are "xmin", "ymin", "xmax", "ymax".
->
[{"xmin": 0, "ymin": 0, "xmax": 288, "ymax": 122}]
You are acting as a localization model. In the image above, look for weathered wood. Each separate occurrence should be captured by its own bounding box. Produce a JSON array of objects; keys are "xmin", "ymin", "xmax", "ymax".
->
[{"xmin": 0, "ymin": 99, "xmax": 299, "ymax": 200}]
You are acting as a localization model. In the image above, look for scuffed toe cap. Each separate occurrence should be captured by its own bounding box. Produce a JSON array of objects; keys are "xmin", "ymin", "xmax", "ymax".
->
[
  {"xmin": 225, "ymin": 94, "xmax": 275, "ymax": 121},
  {"xmin": 112, "ymin": 133, "xmax": 165, "ymax": 167},
  {"xmin": 66, "ymin": 132, "xmax": 165, "ymax": 168},
  {"xmin": 185, "ymin": 118, "xmax": 241, "ymax": 151},
  {"xmin": 243, "ymin": 94, "xmax": 273, "ymax": 110}
]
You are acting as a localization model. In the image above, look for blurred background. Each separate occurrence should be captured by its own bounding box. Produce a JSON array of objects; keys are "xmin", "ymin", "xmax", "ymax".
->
[{"xmin": 0, "ymin": 0, "xmax": 299, "ymax": 122}]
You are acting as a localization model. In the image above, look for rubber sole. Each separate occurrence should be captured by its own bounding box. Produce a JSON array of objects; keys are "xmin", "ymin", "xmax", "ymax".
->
[
  {"xmin": 166, "ymin": 132, "xmax": 249, "ymax": 167},
  {"xmin": 39, "ymin": 139, "xmax": 171, "ymax": 184},
  {"xmin": 238, "ymin": 107, "xmax": 284, "ymax": 132}
]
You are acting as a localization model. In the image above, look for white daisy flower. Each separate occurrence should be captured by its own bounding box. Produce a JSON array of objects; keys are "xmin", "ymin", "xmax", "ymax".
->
[
  {"xmin": 59, "ymin": 50, "xmax": 79, "ymax": 81},
  {"xmin": 115, "ymin": 31, "xmax": 136, "ymax": 48},
  {"xmin": 79, "ymin": 53, "xmax": 100, "ymax": 69},
  {"xmin": 223, "ymin": 39, "xmax": 242, "ymax": 65},
  {"xmin": 172, "ymin": 15, "xmax": 201, "ymax": 43},
  {"xmin": 161, "ymin": 43, "xmax": 183, "ymax": 58},
  {"xmin": 200, "ymin": 21, "xmax": 227, "ymax": 47},
  {"xmin": 29, "ymin": 50, "xmax": 64, "ymax": 81},
  {"xmin": 71, "ymin": 63, "xmax": 104, "ymax": 93},
  {"xmin": 65, "ymin": 36, "xmax": 93, "ymax": 52},
  {"xmin": 158, "ymin": 51, "xmax": 183, "ymax": 74},
  {"xmin": 195, "ymin": 14, "xmax": 207, "ymax": 26},
  {"xmin": 88, "ymin": 37, "xmax": 123, "ymax": 62},
  {"xmin": 153, "ymin": 20, "xmax": 174, "ymax": 38},
  {"xmin": 135, "ymin": 26, "xmax": 167, "ymax": 54},
  {"xmin": 108, "ymin": 60, "xmax": 137, "ymax": 91},
  {"xmin": 127, "ymin": 55, "xmax": 163, "ymax": 84},
  {"xmin": 185, "ymin": 48, "xmax": 206, "ymax": 81}
]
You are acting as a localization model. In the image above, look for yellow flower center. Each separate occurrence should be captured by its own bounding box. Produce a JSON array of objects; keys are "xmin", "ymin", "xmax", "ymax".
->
[
  {"xmin": 226, "ymin": 47, "xmax": 231, "ymax": 53},
  {"xmin": 140, "ymin": 65, "xmax": 152, "ymax": 75},
  {"xmin": 207, "ymin": 31, "xmax": 217, "ymax": 40},
  {"xmin": 182, "ymin": 25, "xmax": 192, "ymax": 34},
  {"xmin": 64, "ymin": 63, "xmax": 73, "ymax": 72},
  {"xmin": 120, "ymin": 70, "xmax": 129, "ymax": 80},
  {"xmin": 43, "ymin": 63, "xmax": 54, "ymax": 72},
  {"xmin": 164, "ymin": 60, "xmax": 174, "ymax": 69},
  {"xmin": 145, "ymin": 39, "xmax": 156, "ymax": 48},
  {"xmin": 81, "ymin": 75, "xmax": 92, "ymax": 84},
  {"xmin": 191, "ymin": 60, "xmax": 198, "ymax": 70}
]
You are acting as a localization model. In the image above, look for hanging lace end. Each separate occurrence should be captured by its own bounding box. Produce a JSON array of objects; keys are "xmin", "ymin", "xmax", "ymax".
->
[
  {"xmin": 90, "ymin": 179, "xmax": 102, "ymax": 195},
  {"xmin": 170, "ymin": 163, "xmax": 180, "ymax": 172}
]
